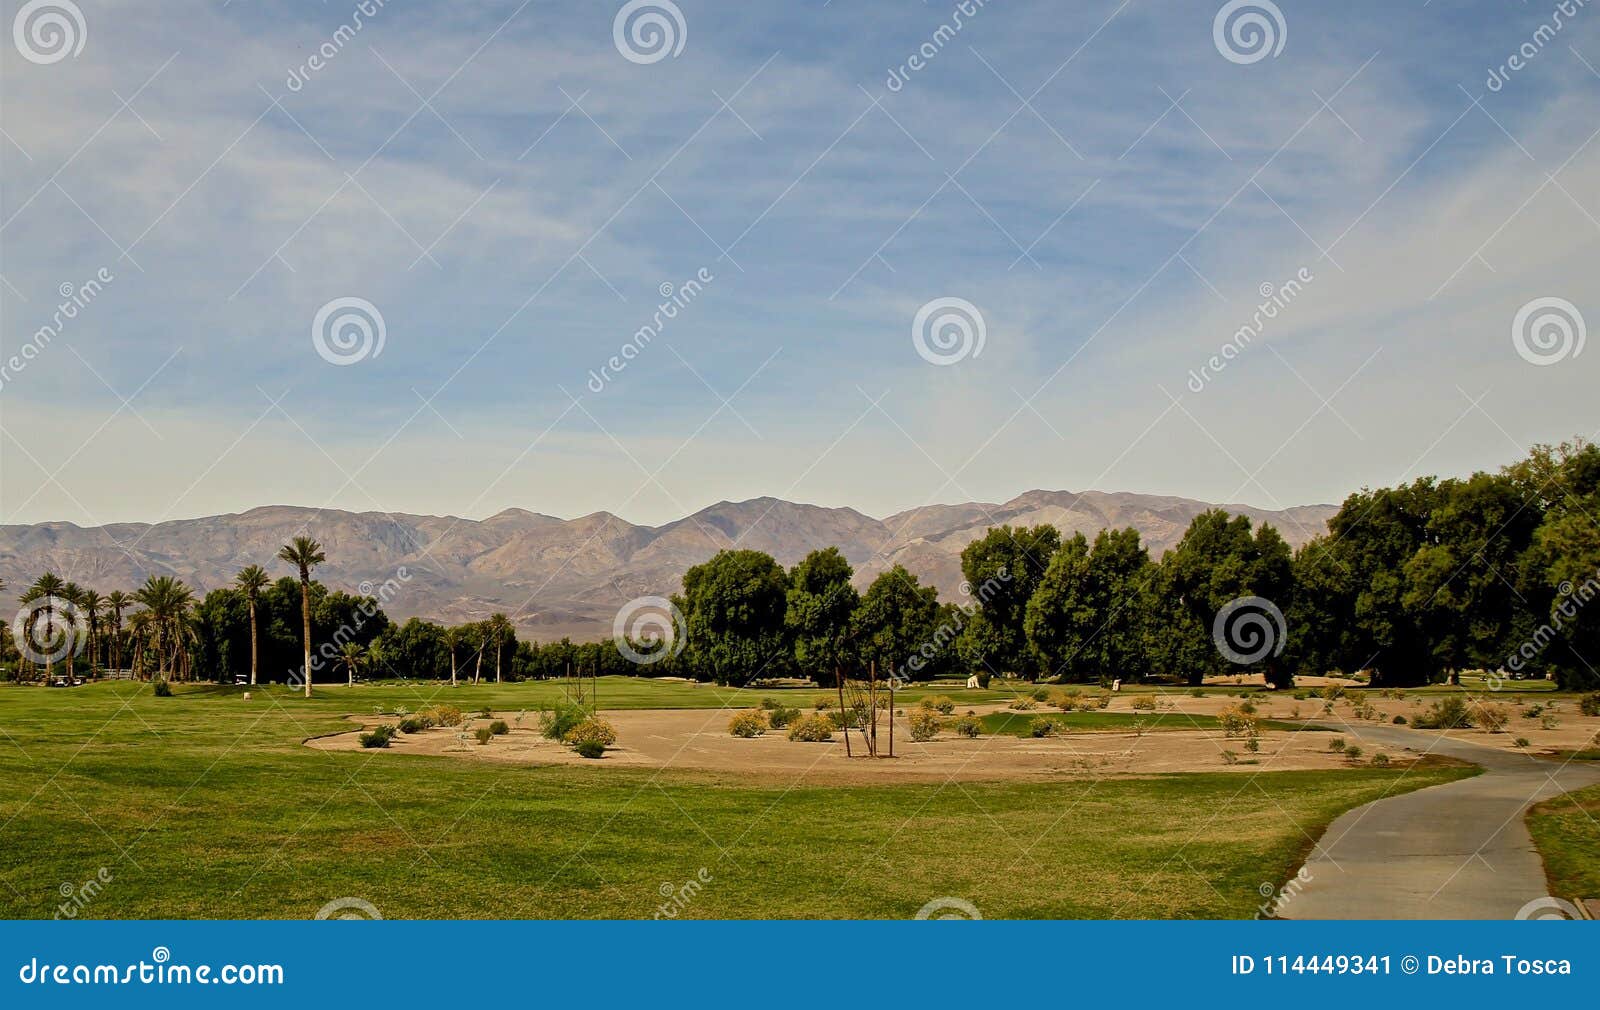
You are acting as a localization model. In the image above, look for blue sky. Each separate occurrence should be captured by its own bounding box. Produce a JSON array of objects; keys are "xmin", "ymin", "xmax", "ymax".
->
[{"xmin": 2, "ymin": 0, "xmax": 1598, "ymax": 528}]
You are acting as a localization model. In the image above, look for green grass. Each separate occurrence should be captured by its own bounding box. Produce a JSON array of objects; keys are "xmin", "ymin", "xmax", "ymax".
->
[
  {"xmin": 1527, "ymin": 784, "xmax": 1600, "ymax": 902},
  {"xmin": 976, "ymin": 710, "xmax": 1313, "ymax": 736},
  {"xmin": 0, "ymin": 680, "xmax": 1472, "ymax": 919}
]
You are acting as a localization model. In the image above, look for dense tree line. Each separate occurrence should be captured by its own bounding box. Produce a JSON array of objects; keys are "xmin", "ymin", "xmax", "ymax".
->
[{"xmin": 7, "ymin": 441, "xmax": 1598, "ymax": 691}]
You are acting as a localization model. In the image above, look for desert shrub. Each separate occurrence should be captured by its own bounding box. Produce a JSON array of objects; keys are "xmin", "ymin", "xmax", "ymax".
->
[
  {"xmin": 574, "ymin": 740, "xmax": 606, "ymax": 759},
  {"xmin": 1030, "ymin": 718, "xmax": 1057, "ymax": 738},
  {"xmin": 1371, "ymin": 752, "xmax": 1391, "ymax": 768},
  {"xmin": 1514, "ymin": 737, "xmax": 1531, "ymax": 748},
  {"xmin": 478, "ymin": 706, "xmax": 493, "ymax": 718},
  {"xmin": 909, "ymin": 709, "xmax": 940, "ymax": 742},
  {"xmin": 565, "ymin": 717, "xmax": 618, "ymax": 750},
  {"xmin": 1190, "ymin": 688, "xmax": 1206, "ymax": 698},
  {"xmin": 767, "ymin": 705, "xmax": 800, "ymax": 729},
  {"xmin": 1344, "ymin": 745, "xmax": 1364, "ymax": 762},
  {"xmin": 1030, "ymin": 687, "xmax": 1050, "ymax": 702},
  {"xmin": 1130, "ymin": 696, "xmax": 1157, "ymax": 711},
  {"xmin": 1245, "ymin": 734, "xmax": 1261, "ymax": 754},
  {"xmin": 1049, "ymin": 691, "xmax": 1079, "ymax": 712},
  {"xmin": 1221, "ymin": 750, "xmax": 1239, "ymax": 765},
  {"xmin": 398, "ymin": 715, "xmax": 431, "ymax": 734},
  {"xmin": 489, "ymin": 720, "xmax": 509, "ymax": 735},
  {"xmin": 1218, "ymin": 706, "xmax": 1257, "ymax": 739},
  {"xmin": 1010, "ymin": 697, "xmax": 1036, "ymax": 711},
  {"xmin": 1237, "ymin": 699, "xmax": 1258, "ymax": 715},
  {"xmin": 1092, "ymin": 693, "xmax": 1111, "ymax": 710},
  {"xmin": 1471, "ymin": 702, "xmax": 1510, "ymax": 733},
  {"xmin": 1581, "ymin": 693, "xmax": 1600, "ymax": 718},
  {"xmin": 787, "ymin": 714, "xmax": 835, "ymax": 742},
  {"xmin": 1327, "ymin": 737, "xmax": 1346, "ymax": 753},
  {"xmin": 728, "ymin": 710, "xmax": 769, "ymax": 738},
  {"xmin": 1392, "ymin": 715, "xmax": 1407, "ymax": 725},
  {"xmin": 539, "ymin": 701, "xmax": 587, "ymax": 741},
  {"xmin": 952, "ymin": 716, "xmax": 982, "ymax": 738},
  {"xmin": 427, "ymin": 705, "xmax": 464, "ymax": 728},
  {"xmin": 360, "ymin": 725, "xmax": 396, "ymax": 749},
  {"xmin": 1321, "ymin": 685, "xmax": 1346, "ymax": 702},
  {"xmin": 152, "ymin": 680, "xmax": 172, "ymax": 697},
  {"xmin": 1524, "ymin": 704, "xmax": 1545, "ymax": 719},
  {"xmin": 930, "ymin": 696, "xmax": 955, "ymax": 715},
  {"xmin": 1541, "ymin": 713, "xmax": 1560, "ymax": 730},
  {"xmin": 759, "ymin": 697, "xmax": 781, "ymax": 711},
  {"xmin": 814, "ymin": 697, "xmax": 833, "ymax": 711},
  {"xmin": 474, "ymin": 726, "xmax": 494, "ymax": 745},
  {"xmin": 1292, "ymin": 691, "xmax": 1309, "ymax": 701},
  {"xmin": 1413, "ymin": 696, "xmax": 1472, "ymax": 730}
]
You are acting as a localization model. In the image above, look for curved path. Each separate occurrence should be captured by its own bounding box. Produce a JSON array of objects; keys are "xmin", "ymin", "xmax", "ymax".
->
[{"xmin": 1282, "ymin": 725, "xmax": 1600, "ymax": 919}]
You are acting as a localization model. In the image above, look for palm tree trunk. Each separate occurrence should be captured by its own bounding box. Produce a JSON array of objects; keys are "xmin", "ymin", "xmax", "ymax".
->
[
  {"xmin": 248, "ymin": 600, "xmax": 258, "ymax": 686},
  {"xmin": 473, "ymin": 648, "xmax": 482, "ymax": 686},
  {"xmin": 495, "ymin": 643, "xmax": 502, "ymax": 684},
  {"xmin": 299, "ymin": 579, "xmax": 312, "ymax": 698},
  {"xmin": 450, "ymin": 648, "xmax": 457, "ymax": 687}
]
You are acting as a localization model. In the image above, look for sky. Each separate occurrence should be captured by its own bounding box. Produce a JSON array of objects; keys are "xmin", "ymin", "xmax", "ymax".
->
[{"xmin": 1, "ymin": 0, "xmax": 1598, "ymax": 529}]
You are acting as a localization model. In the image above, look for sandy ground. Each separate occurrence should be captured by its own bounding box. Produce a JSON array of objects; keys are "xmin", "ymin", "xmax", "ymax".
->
[{"xmin": 308, "ymin": 695, "xmax": 1439, "ymax": 783}]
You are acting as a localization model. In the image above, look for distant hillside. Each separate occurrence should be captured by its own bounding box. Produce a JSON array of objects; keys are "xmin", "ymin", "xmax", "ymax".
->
[{"xmin": 0, "ymin": 491, "xmax": 1336, "ymax": 640}]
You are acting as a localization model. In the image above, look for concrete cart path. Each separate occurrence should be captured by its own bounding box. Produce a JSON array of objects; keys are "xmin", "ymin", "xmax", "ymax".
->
[{"xmin": 1281, "ymin": 724, "xmax": 1600, "ymax": 920}]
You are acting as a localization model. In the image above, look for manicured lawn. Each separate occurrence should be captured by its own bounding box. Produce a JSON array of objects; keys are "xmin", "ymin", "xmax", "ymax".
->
[
  {"xmin": 0, "ymin": 681, "xmax": 1471, "ymax": 919},
  {"xmin": 1527, "ymin": 783, "xmax": 1600, "ymax": 903}
]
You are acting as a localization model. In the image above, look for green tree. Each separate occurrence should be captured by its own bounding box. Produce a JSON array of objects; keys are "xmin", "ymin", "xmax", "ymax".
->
[
  {"xmin": 679, "ymin": 549, "xmax": 791, "ymax": 685},
  {"xmin": 785, "ymin": 547, "xmax": 859, "ymax": 687},
  {"xmin": 850, "ymin": 565, "xmax": 939, "ymax": 683},
  {"xmin": 956, "ymin": 524, "xmax": 1060, "ymax": 678},
  {"xmin": 234, "ymin": 565, "xmax": 270, "ymax": 686},
  {"xmin": 1026, "ymin": 527, "xmax": 1153, "ymax": 681},
  {"xmin": 277, "ymin": 536, "xmax": 326, "ymax": 697}
]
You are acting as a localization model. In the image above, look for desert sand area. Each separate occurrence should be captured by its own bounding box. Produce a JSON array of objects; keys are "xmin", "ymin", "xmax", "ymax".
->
[{"xmin": 309, "ymin": 698, "xmax": 1450, "ymax": 783}]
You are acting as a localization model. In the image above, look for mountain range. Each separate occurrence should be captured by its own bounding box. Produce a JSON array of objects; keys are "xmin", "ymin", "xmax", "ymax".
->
[{"xmin": 0, "ymin": 491, "xmax": 1339, "ymax": 641}]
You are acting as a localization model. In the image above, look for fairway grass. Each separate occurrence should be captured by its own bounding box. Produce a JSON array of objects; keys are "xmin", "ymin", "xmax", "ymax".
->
[
  {"xmin": 0, "ymin": 681, "xmax": 1473, "ymax": 919},
  {"xmin": 1527, "ymin": 783, "xmax": 1600, "ymax": 904}
]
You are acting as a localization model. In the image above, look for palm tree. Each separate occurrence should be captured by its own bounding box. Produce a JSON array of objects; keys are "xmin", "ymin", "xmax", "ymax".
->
[
  {"xmin": 104, "ymin": 591, "xmax": 131, "ymax": 673},
  {"xmin": 131, "ymin": 576, "xmax": 196, "ymax": 682},
  {"xmin": 61, "ymin": 582, "xmax": 83, "ymax": 682},
  {"xmin": 488, "ymin": 613, "xmax": 512, "ymax": 684},
  {"xmin": 79, "ymin": 589, "xmax": 103, "ymax": 678},
  {"xmin": 443, "ymin": 626, "xmax": 460, "ymax": 687},
  {"xmin": 337, "ymin": 641, "xmax": 365, "ymax": 687},
  {"xmin": 277, "ymin": 537, "xmax": 325, "ymax": 698},
  {"xmin": 234, "ymin": 565, "xmax": 270, "ymax": 686},
  {"xmin": 23, "ymin": 572, "xmax": 66, "ymax": 681}
]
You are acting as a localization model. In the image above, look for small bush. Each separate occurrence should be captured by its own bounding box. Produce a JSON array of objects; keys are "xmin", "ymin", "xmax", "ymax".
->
[
  {"xmin": 427, "ymin": 705, "xmax": 464, "ymax": 728},
  {"xmin": 574, "ymin": 739, "xmax": 606, "ymax": 759},
  {"xmin": 976, "ymin": 672, "xmax": 992, "ymax": 689},
  {"xmin": 1190, "ymin": 688, "xmax": 1206, "ymax": 698},
  {"xmin": 814, "ymin": 697, "xmax": 833, "ymax": 711},
  {"xmin": 1030, "ymin": 718, "xmax": 1058, "ymax": 738},
  {"xmin": 474, "ymin": 726, "xmax": 494, "ymax": 745},
  {"xmin": 1514, "ymin": 737, "xmax": 1530, "ymax": 748},
  {"xmin": 1471, "ymin": 702, "xmax": 1510, "ymax": 733},
  {"xmin": 729, "ymin": 710, "xmax": 769, "ymax": 738},
  {"xmin": 953, "ymin": 717, "xmax": 982, "ymax": 738},
  {"xmin": 1371, "ymin": 752, "xmax": 1390, "ymax": 768},
  {"xmin": 909, "ymin": 709, "xmax": 940, "ymax": 742},
  {"xmin": 787, "ymin": 714, "xmax": 835, "ymax": 742},
  {"xmin": 759, "ymin": 697, "xmax": 781, "ymax": 711},
  {"xmin": 1344, "ymin": 745, "xmax": 1364, "ymax": 762},
  {"xmin": 1392, "ymin": 715, "xmax": 1407, "ymax": 725},
  {"xmin": 1321, "ymin": 685, "xmax": 1346, "ymax": 702},
  {"xmin": 1237, "ymin": 699, "xmax": 1257, "ymax": 715},
  {"xmin": 1541, "ymin": 713, "xmax": 1560, "ymax": 730},
  {"xmin": 1010, "ymin": 697, "xmax": 1037, "ymax": 711},
  {"xmin": 1292, "ymin": 691, "xmax": 1309, "ymax": 701},
  {"xmin": 1218, "ymin": 706, "xmax": 1257, "ymax": 739},
  {"xmin": 360, "ymin": 725, "xmax": 396, "ymax": 749},
  {"xmin": 1413, "ymin": 696, "xmax": 1471, "ymax": 730},
  {"xmin": 931, "ymin": 696, "xmax": 956, "ymax": 715},
  {"xmin": 489, "ymin": 719, "xmax": 509, "ymax": 735},
  {"xmin": 1580, "ymin": 693, "xmax": 1600, "ymax": 718},
  {"xmin": 565, "ymin": 717, "xmax": 618, "ymax": 751},
  {"xmin": 1130, "ymin": 696, "xmax": 1157, "ymax": 712},
  {"xmin": 1221, "ymin": 750, "xmax": 1239, "ymax": 765},
  {"xmin": 1030, "ymin": 687, "xmax": 1050, "ymax": 702},
  {"xmin": 478, "ymin": 706, "xmax": 493, "ymax": 718},
  {"xmin": 539, "ymin": 701, "xmax": 587, "ymax": 741},
  {"xmin": 1245, "ymin": 734, "xmax": 1261, "ymax": 754},
  {"xmin": 1328, "ymin": 737, "xmax": 1346, "ymax": 753},
  {"xmin": 767, "ymin": 705, "xmax": 800, "ymax": 729},
  {"xmin": 152, "ymin": 680, "xmax": 172, "ymax": 697}
]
